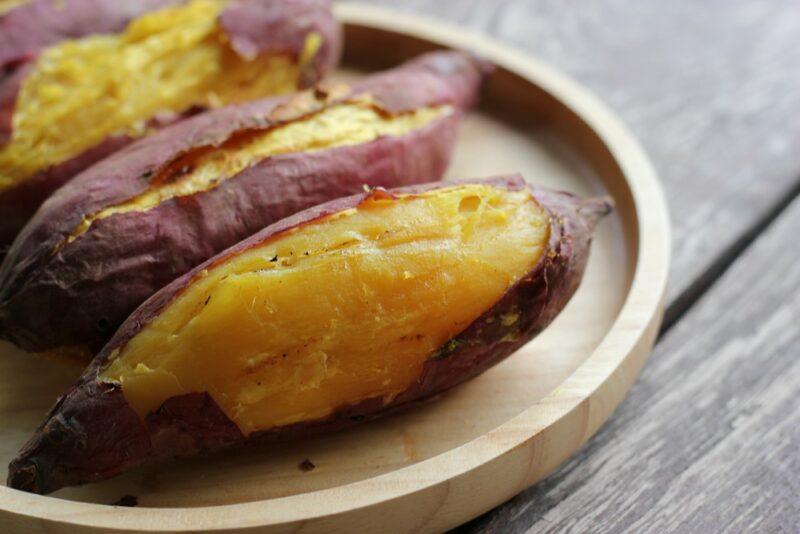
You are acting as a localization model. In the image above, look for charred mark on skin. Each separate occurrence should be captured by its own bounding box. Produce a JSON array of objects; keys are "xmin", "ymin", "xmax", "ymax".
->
[
  {"xmin": 313, "ymin": 86, "xmax": 329, "ymax": 100},
  {"xmin": 203, "ymin": 295, "xmax": 211, "ymax": 306},
  {"xmin": 269, "ymin": 255, "xmax": 278, "ymax": 262},
  {"xmin": 298, "ymin": 458, "xmax": 315, "ymax": 472}
]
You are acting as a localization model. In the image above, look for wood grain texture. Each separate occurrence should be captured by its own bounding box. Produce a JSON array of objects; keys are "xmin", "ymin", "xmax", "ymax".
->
[
  {"xmin": 460, "ymin": 194, "xmax": 800, "ymax": 534},
  {"xmin": 351, "ymin": 0, "xmax": 800, "ymax": 308}
]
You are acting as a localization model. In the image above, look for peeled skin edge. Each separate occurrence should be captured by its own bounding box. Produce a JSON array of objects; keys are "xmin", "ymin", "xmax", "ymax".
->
[
  {"xmin": 68, "ymin": 102, "xmax": 450, "ymax": 241},
  {"xmin": 7, "ymin": 175, "xmax": 613, "ymax": 494},
  {"xmin": 0, "ymin": 0, "xmax": 341, "ymax": 248},
  {"xmin": 0, "ymin": 50, "xmax": 489, "ymax": 355}
]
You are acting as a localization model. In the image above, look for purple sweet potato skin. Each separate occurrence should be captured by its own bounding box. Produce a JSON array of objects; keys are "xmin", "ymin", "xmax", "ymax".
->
[
  {"xmin": 0, "ymin": 0, "xmax": 341, "ymax": 249},
  {"xmin": 0, "ymin": 50, "xmax": 489, "ymax": 353},
  {"xmin": 219, "ymin": 0, "xmax": 342, "ymax": 88},
  {"xmin": 6, "ymin": 175, "xmax": 613, "ymax": 494}
]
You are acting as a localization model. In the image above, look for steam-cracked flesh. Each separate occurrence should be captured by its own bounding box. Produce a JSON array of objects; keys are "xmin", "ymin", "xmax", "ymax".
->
[{"xmin": 70, "ymin": 102, "xmax": 449, "ymax": 239}]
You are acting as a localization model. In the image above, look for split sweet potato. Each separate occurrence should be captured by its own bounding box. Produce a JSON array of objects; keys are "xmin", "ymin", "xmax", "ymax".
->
[
  {"xmin": 0, "ymin": 50, "xmax": 490, "ymax": 355},
  {"xmin": 0, "ymin": 0, "xmax": 341, "ymax": 248},
  {"xmin": 7, "ymin": 175, "xmax": 612, "ymax": 494}
]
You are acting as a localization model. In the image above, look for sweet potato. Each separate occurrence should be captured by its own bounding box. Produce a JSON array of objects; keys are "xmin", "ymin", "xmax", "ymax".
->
[
  {"xmin": 0, "ymin": 0, "xmax": 341, "ymax": 249},
  {"xmin": 0, "ymin": 50, "xmax": 490, "ymax": 355},
  {"xmin": 7, "ymin": 176, "xmax": 613, "ymax": 494}
]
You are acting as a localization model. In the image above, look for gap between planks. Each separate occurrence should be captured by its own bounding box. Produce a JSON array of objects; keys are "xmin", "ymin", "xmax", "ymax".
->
[{"xmin": 660, "ymin": 174, "xmax": 800, "ymax": 336}]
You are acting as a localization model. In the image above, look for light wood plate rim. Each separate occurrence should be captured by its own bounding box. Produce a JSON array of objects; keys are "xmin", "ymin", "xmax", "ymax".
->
[{"xmin": 0, "ymin": 3, "xmax": 670, "ymax": 532}]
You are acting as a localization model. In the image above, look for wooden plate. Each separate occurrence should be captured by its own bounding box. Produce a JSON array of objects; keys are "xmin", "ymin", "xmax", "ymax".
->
[{"xmin": 0, "ymin": 4, "xmax": 670, "ymax": 532}]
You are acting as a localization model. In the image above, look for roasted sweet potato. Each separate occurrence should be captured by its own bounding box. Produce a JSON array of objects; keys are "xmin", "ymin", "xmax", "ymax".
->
[
  {"xmin": 0, "ymin": 0, "xmax": 341, "ymax": 248},
  {"xmin": 0, "ymin": 50, "xmax": 490, "ymax": 356},
  {"xmin": 7, "ymin": 176, "xmax": 612, "ymax": 494}
]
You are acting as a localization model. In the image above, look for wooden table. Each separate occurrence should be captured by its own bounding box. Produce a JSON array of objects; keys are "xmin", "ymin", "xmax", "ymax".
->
[{"xmin": 356, "ymin": 1, "xmax": 800, "ymax": 531}]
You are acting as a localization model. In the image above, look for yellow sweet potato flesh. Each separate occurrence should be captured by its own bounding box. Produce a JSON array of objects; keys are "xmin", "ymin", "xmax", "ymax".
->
[
  {"xmin": 0, "ymin": 0, "xmax": 315, "ymax": 192},
  {"xmin": 70, "ymin": 102, "xmax": 449, "ymax": 239},
  {"xmin": 100, "ymin": 184, "xmax": 550, "ymax": 434}
]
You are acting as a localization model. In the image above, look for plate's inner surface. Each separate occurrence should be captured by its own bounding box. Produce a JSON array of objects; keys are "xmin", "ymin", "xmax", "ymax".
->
[{"xmin": 0, "ymin": 36, "xmax": 632, "ymax": 508}]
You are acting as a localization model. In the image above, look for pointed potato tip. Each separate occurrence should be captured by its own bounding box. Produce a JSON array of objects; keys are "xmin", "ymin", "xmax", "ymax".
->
[
  {"xmin": 7, "ymin": 422, "xmax": 72, "ymax": 495},
  {"xmin": 6, "ymin": 381, "xmax": 152, "ymax": 494},
  {"xmin": 7, "ymin": 457, "xmax": 47, "ymax": 495},
  {"xmin": 579, "ymin": 195, "xmax": 615, "ymax": 231}
]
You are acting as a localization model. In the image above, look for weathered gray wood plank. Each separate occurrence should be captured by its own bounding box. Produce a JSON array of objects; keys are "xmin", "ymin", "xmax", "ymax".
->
[
  {"xmin": 351, "ymin": 0, "xmax": 800, "ymax": 307},
  {"xmin": 457, "ymin": 192, "xmax": 800, "ymax": 533}
]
